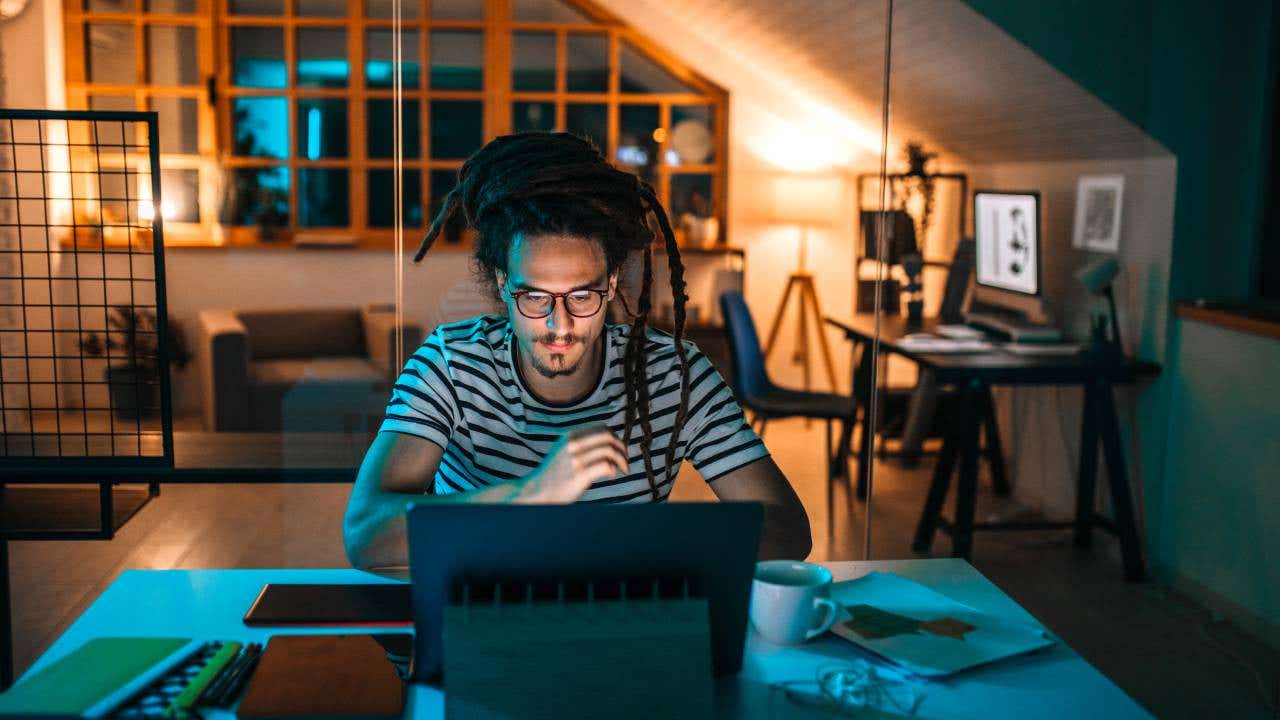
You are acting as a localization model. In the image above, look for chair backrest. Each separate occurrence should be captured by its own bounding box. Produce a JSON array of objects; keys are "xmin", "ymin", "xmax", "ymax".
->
[
  {"xmin": 939, "ymin": 239, "xmax": 975, "ymax": 323},
  {"xmin": 718, "ymin": 291, "xmax": 772, "ymax": 403}
]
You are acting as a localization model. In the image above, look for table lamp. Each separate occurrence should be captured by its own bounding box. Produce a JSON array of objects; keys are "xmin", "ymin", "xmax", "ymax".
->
[
  {"xmin": 763, "ymin": 175, "xmax": 842, "ymax": 392},
  {"xmin": 1075, "ymin": 257, "xmax": 1123, "ymax": 355}
]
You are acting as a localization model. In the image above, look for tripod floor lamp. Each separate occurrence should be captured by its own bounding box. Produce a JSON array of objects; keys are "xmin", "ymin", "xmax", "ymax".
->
[{"xmin": 763, "ymin": 175, "xmax": 842, "ymax": 392}]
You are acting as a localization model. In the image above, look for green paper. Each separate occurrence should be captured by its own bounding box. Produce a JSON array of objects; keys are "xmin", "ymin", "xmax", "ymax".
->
[{"xmin": 0, "ymin": 637, "xmax": 189, "ymax": 716}]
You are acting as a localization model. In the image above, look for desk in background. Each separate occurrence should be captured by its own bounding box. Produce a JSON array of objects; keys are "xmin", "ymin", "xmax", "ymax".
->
[
  {"xmin": 19, "ymin": 560, "xmax": 1152, "ymax": 719},
  {"xmin": 826, "ymin": 315, "xmax": 1160, "ymax": 581}
]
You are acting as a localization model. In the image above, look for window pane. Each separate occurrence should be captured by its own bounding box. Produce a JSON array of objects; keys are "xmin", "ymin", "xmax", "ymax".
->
[
  {"xmin": 151, "ymin": 96, "xmax": 199, "ymax": 155},
  {"xmin": 232, "ymin": 97, "xmax": 288, "ymax": 159},
  {"xmin": 429, "ymin": 169, "xmax": 466, "ymax": 245},
  {"xmin": 87, "ymin": 0, "xmax": 130, "ymax": 10},
  {"xmin": 565, "ymin": 103, "xmax": 605, "ymax": 149},
  {"xmin": 90, "ymin": 95, "xmax": 136, "ymax": 111},
  {"xmin": 231, "ymin": 27, "xmax": 286, "ymax": 89},
  {"xmin": 148, "ymin": 26, "xmax": 199, "ymax": 86},
  {"xmin": 366, "ymin": 0, "xmax": 420, "ymax": 19},
  {"xmin": 367, "ymin": 99, "xmax": 420, "ymax": 158},
  {"xmin": 296, "ymin": 99, "xmax": 347, "ymax": 159},
  {"xmin": 298, "ymin": 168, "xmax": 349, "ymax": 227},
  {"xmin": 431, "ymin": 0, "xmax": 482, "ymax": 19},
  {"xmin": 513, "ymin": 32, "xmax": 555, "ymax": 92},
  {"xmin": 368, "ymin": 169, "xmax": 422, "ymax": 228},
  {"xmin": 512, "ymin": 0, "xmax": 589, "ymax": 22},
  {"xmin": 366, "ymin": 29, "xmax": 421, "ymax": 88},
  {"xmin": 229, "ymin": 0, "xmax": 284, "ymax": 14},
  {"xmin": 620, "ymin": 41, "xmax": 694, "ymax": 94},
  {"xmin": 223, "ymin": 166, "xmax": 288, "ymax": 228},
  {"xmin": 296, "ymin": 0, "xmax": 346, "ymax": 16},
  {"xmin": 669, "ymin": 173, "xmax": 713, "ymax": 220},
  {"xmin": 513, "ymin": 102, "xmax": 554, "ymax": 133},
  {"xmin": 160, "ymin": 169, "xmax": 200, "ymax": 223},
  {"xmin": 668, "ymin": 105, "xmax": 715, "ymax": 165},
  {"xmin": 617, "ymin": 104, "xmax": 659, "ymax": 186},
  {"xmin": 566, "ymin": 34, "xmax": 607, "ymax": 93},
  {"xmin": 429, "ymin": 100, "xmax": 482, "ymax": 159},
  {"xmin": 430, "ymin": 30, "xmax": 483, "ymax": 90},
  {"xmin": 86, "ymin": 24, "xmax": 136, "ymax": 85},
  {"xmin": 297, "ymin": 29, "xmax": 349, "ymax": 88},
  {"xmin": 146, "ymin": 0, "xmax": 197, "ymax": 11}
]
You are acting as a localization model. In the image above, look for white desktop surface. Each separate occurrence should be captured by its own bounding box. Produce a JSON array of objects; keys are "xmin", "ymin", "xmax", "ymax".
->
[{"xmin": 22, "ymin": 559, "xmax": 1151, "ymax": 719}]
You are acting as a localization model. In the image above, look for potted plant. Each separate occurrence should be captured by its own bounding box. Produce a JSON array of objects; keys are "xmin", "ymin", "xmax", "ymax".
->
[{"xmin": 78, "ymin": 306, "xmax": 190, "ymax": 420}]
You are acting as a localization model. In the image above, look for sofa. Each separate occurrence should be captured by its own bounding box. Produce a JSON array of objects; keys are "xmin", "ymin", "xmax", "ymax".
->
[{"xmin": 197, "ymin": 304, "xmax": 423, "ymax": 432}]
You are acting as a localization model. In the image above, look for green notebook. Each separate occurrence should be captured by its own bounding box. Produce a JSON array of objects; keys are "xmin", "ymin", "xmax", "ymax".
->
[{"xmin": 0, "ymin": 636, "xmax": 191, "ymax": 717}]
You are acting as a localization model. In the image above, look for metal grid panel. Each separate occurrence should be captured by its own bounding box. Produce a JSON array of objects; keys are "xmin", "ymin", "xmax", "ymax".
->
[{"xmin": 0, "ymin": 110, "xmax": 173, "ymax": 468}]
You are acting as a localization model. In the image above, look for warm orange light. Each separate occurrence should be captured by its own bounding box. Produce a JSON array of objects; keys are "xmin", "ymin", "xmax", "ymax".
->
[{"xmin": 652, "ymin": 127, "xmax": 668, "ymax": 144}]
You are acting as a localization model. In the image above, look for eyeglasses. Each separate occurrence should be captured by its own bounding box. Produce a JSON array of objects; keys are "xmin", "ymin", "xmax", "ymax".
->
[{"xmin": 507, "ymin": 288, "xmax": 609, "ymax": 319}]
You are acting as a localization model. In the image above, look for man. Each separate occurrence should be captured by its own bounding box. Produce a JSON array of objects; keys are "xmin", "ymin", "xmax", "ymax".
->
[{"xmin": 344, "ymin": 132, "xmax": 811, "ymax": 576}]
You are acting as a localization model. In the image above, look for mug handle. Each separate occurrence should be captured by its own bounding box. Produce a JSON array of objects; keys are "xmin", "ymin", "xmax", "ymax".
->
[{"xmin": 804, "ymin": 597, "xmax": 840, "ymax": 640}]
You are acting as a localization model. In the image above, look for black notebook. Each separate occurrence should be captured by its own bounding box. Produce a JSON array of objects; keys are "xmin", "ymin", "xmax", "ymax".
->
[{"xmin": 243, "ymin": 583, "xmax": 412, "ymax": 627}]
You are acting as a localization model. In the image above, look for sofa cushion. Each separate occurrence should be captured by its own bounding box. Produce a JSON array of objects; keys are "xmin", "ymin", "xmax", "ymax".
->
[
  {"xmin": 248, "ymin": 356, "xmax": 387, "ymax": 432},
  {"xmin": 238, "ymin": 308, "xmax": 365, "ymax": 359},
  {"xmin": 252, "ymin": 356, "xmax": 384, "ymax": 388}
]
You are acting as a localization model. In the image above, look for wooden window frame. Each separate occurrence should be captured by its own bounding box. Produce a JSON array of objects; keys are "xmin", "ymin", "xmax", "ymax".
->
[{"xmin": 63, "ymin": 0, "xmax": 728, "ymax": 250}]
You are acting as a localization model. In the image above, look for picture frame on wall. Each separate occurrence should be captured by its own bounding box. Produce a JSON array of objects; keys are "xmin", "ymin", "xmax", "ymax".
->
[{"xmin": 1073, "ymin": 175, "xmax": 1125, "ymax": 253}]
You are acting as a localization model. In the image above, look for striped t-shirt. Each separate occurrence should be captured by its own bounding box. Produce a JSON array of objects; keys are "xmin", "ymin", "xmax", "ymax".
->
[{"xmin": 379, "ymin": 315, "xmax": 769, "ymax": 502}]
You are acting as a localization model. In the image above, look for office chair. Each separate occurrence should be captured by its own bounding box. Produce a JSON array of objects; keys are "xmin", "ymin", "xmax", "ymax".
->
[{"xmin": 720, "ymin": 291, "xmax": 858, "ymax": 524}]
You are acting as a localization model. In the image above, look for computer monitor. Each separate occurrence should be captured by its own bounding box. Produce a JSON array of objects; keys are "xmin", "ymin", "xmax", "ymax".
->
[{"xmin": 974, "ymin": 191, "xmax": 1041, "ymax": 296}]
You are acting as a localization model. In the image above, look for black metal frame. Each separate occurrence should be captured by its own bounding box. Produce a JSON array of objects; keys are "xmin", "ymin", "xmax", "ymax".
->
[{"xmin": 0, "ymin": 108, "xmax": 175, "ymax": 689}]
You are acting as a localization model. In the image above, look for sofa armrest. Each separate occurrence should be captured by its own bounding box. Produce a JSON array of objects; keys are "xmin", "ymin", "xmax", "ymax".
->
[
  {"xmin": 361, "ymin": 304, "xmax": 424, "ymax": 381},
  {"xmin": 197, "ymin": 309, "xmax": 251, "ymax": 431}
]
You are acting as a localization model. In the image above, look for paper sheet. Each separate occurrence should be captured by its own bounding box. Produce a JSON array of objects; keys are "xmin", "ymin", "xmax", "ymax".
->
[{"xmin": 827, "ymin": 572, "xmax": 1055, "ymax": 677}]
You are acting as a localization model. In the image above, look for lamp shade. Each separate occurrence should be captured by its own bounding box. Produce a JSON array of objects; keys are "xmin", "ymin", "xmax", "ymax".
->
[{"xmin": 770, "ymin": 175, "xmax": 843, "ymax": 226}]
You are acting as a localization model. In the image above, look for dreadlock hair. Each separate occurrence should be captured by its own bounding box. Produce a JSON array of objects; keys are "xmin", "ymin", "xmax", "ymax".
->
[{"xmin": 414, "ymin": 131, "xmax": 690, "ymax": 501}]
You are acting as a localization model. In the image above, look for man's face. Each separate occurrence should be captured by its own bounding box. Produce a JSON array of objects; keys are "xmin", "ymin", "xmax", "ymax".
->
[{"xmin": 496, "ymin": 233, "xmax": 617, "ymax": 379}]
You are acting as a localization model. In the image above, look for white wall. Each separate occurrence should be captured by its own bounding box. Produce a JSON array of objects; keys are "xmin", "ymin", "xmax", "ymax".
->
[{"xmin": 967, "ymin": 155, "xmax": 1176, "ymax": 517}]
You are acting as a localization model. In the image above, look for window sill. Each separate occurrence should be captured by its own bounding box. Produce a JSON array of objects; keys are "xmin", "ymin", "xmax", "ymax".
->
[{"xmin": 1176, "ymin": 302, "xmax": 1280, "ymax": 341}]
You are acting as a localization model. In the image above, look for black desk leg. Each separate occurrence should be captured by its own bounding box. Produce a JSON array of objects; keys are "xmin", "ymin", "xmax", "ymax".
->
[
  {"xmin": 951, "ymin": 382, "xmax": 983, "ymax": 560},
  {"xmin": 980, "ymin": 388, "xmax": 1011, "ymax": 496},
  {"xmin": 1074, "ymin": 384, "xmax": 1101, "ymax": 548},
  {"xmin": 912, "ymin": 427, "xmax": 958, "ymax": 553},
  {"xmin": 853, "ymin": 341, "xmax": 875, "ymax": 501},
  {"xmin": 1096, "ymin": 382, "xmax": 1146, "ymax": 581}
]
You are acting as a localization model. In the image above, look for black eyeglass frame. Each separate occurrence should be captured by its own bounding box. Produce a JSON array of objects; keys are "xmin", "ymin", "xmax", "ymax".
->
[{"xmin": 505, "ymin": 288, "xmax": 611, "ymax": 319}]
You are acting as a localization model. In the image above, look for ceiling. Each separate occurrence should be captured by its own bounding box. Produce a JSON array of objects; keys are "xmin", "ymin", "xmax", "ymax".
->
[{"xmin": 608, "ymin": 0, "xmax": 1166, "ymax": 163}]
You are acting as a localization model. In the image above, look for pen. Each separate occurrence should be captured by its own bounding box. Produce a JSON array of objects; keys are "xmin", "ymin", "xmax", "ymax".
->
[
  {"xmin": 214, "ymin": 642, "xmax": 265, "ymax": 707},
  {"xmin": 200, "ymin": 642, "xmax": 257, "ymax": 706}
]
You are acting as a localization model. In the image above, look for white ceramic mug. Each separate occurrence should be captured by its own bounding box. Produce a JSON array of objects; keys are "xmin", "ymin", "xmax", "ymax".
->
[{"xmin": 749, "ymin": 560, "xmax": 840, "ymax": 645}]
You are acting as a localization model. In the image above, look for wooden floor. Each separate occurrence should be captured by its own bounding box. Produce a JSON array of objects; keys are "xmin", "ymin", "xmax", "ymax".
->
[{"xmin": 7, "ymin": 418, "xmax": 1279, "ymax": 718}]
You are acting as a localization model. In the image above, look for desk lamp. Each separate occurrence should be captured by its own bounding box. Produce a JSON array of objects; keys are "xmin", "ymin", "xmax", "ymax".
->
[{"xmin": 1075, "ymin": 257, "xmax": 1122, "ymax": 355}]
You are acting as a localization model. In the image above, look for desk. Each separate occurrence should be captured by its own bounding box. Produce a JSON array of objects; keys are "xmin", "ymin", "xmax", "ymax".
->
[
  {"xmin": 20, "ymin": 560, "xmax": 1151, "ymax": 719},
  {"xmin": 826, "ymin": 315, "xmax": 1160, "ymax": 581}
]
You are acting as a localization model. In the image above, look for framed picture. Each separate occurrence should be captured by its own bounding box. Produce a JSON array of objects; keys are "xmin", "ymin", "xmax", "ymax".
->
[{"xmin": 1073, "ymin": 175, "xmax": 1124, "ymax": 253}]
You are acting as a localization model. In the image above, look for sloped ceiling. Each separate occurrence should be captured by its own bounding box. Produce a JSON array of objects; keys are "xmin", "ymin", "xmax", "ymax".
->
[{"xmin": 609, "ymin": 0, "xmax": 1166, "ymax": 163}]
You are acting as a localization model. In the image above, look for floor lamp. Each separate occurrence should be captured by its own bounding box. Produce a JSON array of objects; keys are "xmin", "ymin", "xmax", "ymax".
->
[{"xmin": 763, "ymin": 175, "xmax": 841, "ymax": 393}]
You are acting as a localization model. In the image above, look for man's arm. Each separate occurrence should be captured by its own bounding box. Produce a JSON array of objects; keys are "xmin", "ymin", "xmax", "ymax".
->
[
  {"xmin": 707, "ymin": 456, "xmax": 813, "ymax": 560},
  {"xmin": 343, "ymin": 428, "xmax": 627, "ymax": 578}
]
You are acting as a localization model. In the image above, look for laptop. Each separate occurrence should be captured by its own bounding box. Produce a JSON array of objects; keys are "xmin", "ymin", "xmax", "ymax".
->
[{"xmin": 405, "ymin": 502, "xmax": 764, "ymax": 680}]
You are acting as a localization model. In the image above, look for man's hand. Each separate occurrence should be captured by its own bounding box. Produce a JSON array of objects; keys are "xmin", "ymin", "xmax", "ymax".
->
[{"xmin": 519, "ymin": 425, "xmax": 628, "ymax": 504}]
